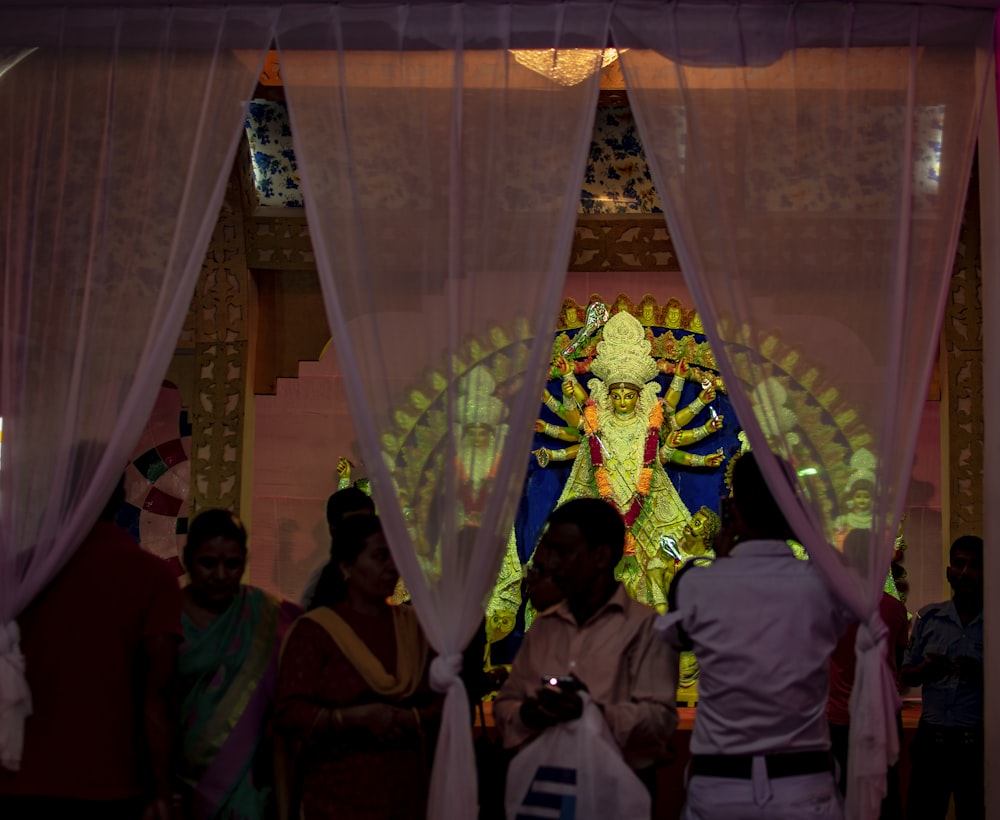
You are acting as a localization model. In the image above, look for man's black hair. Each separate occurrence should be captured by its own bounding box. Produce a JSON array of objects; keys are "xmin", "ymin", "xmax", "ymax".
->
[{"xmin": 731, "ymin": 451, "xmax": 795, "ymax": 539}]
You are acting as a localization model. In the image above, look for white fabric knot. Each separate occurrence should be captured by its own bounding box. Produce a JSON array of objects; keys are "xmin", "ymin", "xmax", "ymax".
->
[
  {"xmin": 0, "ymin": 620, "xmax": 33, "ymax": 771},
  {"xmin": 846, "ymin": 609, "xmax": 901, "ymax": 820},
  {"xmin": 429, "ymin": 652, "xmax": 463, "ymax": 694},
  {"xmin": 856, "ymin": 615, "xmax": 888, "ymax": 656}
]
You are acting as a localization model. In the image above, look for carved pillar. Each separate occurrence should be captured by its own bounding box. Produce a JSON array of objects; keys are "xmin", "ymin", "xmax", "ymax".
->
[
  {"xmin": 188, "ymin": 158, "xmax": 252, "ymax": 516},
  {"xmin": 942, "ymin": 169, "xmax": 984, "ymax": 542}
]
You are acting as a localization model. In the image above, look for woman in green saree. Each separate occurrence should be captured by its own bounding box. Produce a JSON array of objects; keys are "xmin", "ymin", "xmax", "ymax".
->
[{"xmin": 178, "ymin": 509, "xmax": 300, "ymax": 820}]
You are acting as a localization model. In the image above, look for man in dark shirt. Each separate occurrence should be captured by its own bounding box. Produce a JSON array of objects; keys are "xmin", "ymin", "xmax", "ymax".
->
[{"xmin": 901, "ymin": 535, "xmax": 984, "ymax": 820}]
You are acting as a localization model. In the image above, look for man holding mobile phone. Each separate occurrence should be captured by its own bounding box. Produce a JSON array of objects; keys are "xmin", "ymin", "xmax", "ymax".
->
[{"xmin": 493, "ymin": 498, "xmax": 679, "ymax": 794}]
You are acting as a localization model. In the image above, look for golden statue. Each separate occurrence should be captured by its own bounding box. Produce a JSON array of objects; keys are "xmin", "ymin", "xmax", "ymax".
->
[
  {"xmin": 531, "ymin": 311, "xmax": 725, "ymax": 608},
  {"xmin": 663, "ymin": 506, "xmax": 722, "ymax": 703}
]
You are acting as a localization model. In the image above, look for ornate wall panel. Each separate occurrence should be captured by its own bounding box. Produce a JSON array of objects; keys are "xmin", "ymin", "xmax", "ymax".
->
[
  {"xmin": 246, "ymin": 214, "xmax": 313, "ymax": 270},
  {"xmin": 188, "ymin": 162, "xmax": 251, "ymax": 516},
  {"xmin": 569, "ymin": 215, "xmax": 678, "ymax": 272},
  {"xmin": 246, "ymin": 213, "xmax": 679, "ymax": 274},
  {"xmin": 943, "ymin": 170, "xmax": 984, "ymax": 540}
]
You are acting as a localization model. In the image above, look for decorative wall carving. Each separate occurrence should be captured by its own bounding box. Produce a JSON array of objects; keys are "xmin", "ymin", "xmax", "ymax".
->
[
  {"xmin": 943, "ymin": 171, "xmax": 983, "ymax": 540},
  {"xmin": 188, "ymin": 160, "xmax": 251, "ymax": 516},
  {"xmin": 246, "ymin": 214, "xmax": 314, "ymax": 270},
  {"xmin": 570, "ymin": 216, "xmax": 678, "ymax": 271},
  {"xmin": 247, "ymin": 213, "xmax": 680, "ymax": 273}
]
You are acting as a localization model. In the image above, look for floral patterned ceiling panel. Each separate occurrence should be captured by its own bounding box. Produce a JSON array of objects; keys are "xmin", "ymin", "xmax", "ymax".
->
[
  {"xmin": 245, "ymin": 99, "xmax": 942, "ymax": 217},
  {"xmin": 244, "ymin": 99, "xmax": 663, "ymax": 214},
  {"xmin": 246, "ymin": 100, "xmax": 302, "ymax": 208}
]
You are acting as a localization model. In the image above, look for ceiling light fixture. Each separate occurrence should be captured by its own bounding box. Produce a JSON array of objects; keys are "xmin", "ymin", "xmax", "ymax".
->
[{"xmin": 511, "ymin": 48, "xmax": 620, "ymax": 87}]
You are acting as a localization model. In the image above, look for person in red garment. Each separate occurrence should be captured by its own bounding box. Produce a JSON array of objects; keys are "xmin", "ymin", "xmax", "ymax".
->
[
  {"xmin": 827, "ymin": 528, "xmax": 909, "ymax": 819},
  {"xmin": 0, "ymin": 478, "xmax": 182, "ymax": 820},
  {"xmin": 275, "ymin": 515, "xmax": 441, "ymax": 820}
]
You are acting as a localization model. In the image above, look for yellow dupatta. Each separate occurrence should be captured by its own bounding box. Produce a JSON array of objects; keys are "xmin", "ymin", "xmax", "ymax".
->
[{"xmin": 300, "ymin": 604, "xmax": 429, "ymax": 699}]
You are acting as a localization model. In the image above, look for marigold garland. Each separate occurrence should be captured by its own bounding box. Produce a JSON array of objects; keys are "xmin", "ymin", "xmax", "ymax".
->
[
  {"xmin": 649, "ymin": 401, "xmax": 664, "ymax": 430},
  {"xmin": 587, "ymin": 399, "xmax": 663, "ymax": 530},
  {"xmin": 595, "ymin": 466, "xmax": 612, "ymax": 497},
  {"xmin": 637, "ymin": 467, "xmax": 652, "ymax": 496}
]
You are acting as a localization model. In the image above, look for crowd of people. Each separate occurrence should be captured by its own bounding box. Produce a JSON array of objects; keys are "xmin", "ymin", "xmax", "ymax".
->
[{"xmin": 0, "ymin": 452, "xmax": 984, "ymax": 820}]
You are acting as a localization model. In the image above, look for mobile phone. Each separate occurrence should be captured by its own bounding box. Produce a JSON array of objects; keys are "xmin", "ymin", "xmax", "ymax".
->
[{"xmin": 541, "ymin": 674, "xmax": 580, "ymax": 692}]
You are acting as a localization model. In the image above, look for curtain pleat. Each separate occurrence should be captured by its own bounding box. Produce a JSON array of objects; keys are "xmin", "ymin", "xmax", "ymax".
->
[
  {"xmin": 275, "ymin": 3, "xmax": 610, "ymax": 816},
  {"xmin": 0, "ymin": 6, "xmax": 275, "ymax": 769},
  {"xmin": 613, "ymin": 3, "xmax": 993, "ymax": 818}
]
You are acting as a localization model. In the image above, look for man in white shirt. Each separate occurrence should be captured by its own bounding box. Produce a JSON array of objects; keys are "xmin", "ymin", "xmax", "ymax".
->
[{"xmin": 660, "ymin": 451, "xmax": 853, "ymax": 820}]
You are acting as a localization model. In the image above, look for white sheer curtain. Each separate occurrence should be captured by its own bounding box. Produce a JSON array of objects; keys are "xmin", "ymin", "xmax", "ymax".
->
[
  {"xmin": 275, "ymin": 3, "xmax": 610, "ymax": 817},
  {"xmin": 0, "ymin": 6, "xmax": 274, "ymax": 768},
  {"xmin": 613, "ymin": 2, "xmax": 993, "ymax": 818}
]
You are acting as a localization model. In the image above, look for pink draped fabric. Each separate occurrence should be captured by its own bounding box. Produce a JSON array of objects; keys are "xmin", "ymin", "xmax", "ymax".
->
[
  {"xmin": 0, "ymin": 5, "xmax": 275, "ymax": 769},
  {"xmin": 274, "ymin": 4, "xmax": 610, "ymax": 817},
  {"xmin": 612, "ymin": 3, "xmax": 993, "ymax": 817}
]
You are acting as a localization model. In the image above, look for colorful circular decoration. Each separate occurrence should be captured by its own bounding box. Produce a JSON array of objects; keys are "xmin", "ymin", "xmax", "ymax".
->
[{"xmin": 119, "ymin": 381, "xmax": 192, "ymax": 577}]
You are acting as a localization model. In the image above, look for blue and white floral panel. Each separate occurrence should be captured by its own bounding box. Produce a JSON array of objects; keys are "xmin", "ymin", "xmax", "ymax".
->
[
  {"xmin": 245, "ymin": 99, "xmax": 668, "ymax": 214},
  {"xmin": 581, "ymin": 106, "xmax": 665, "ymax": 214},
  {"xmin": 246, "ymin": 100, "xmax": 303, "ymax": 208}
]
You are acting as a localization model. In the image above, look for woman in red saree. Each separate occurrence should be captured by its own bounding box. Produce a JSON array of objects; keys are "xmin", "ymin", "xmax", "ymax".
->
[{"xmin": 275, "ymin": 515, "xmax": 440, "ymax": 820}]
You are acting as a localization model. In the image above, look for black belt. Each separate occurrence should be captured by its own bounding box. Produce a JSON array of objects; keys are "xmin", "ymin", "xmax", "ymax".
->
[
  {"xmin": 918, "ymin": 724, "xmax": 983, "ymax": 746},
  {"xmin": 691, "ymin": 751, "xmax": 833, "ymax": 780}
]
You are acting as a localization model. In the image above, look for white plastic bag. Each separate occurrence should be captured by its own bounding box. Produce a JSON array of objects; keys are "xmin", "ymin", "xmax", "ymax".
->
[{"xmin": 505, "ymin": 693, "xmax": 651, "ymax": 820}]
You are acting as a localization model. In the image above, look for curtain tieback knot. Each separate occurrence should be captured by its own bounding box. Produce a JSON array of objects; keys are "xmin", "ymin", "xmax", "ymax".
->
[
  {"xmin": 429, "ymin": 652, "xmax": 463, "ymax": 694},
  {"xmin": 856, "ymin": 614, "xmax": 888, "ymax": 656}
]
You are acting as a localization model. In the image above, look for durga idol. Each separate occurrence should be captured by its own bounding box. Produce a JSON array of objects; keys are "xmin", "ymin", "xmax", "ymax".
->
[{"xmin": 532, "ymin": 311, "xmax": 724, "ymax": 608}]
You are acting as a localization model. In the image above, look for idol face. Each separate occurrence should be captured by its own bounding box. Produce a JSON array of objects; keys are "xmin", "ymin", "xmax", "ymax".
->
[
  {"xmin": 852, "ymin": 488, "xmax": 873, "ymax": 514},
  {"xmin": 464, "ymin": 424, "xmax": 494, "ymax": 449},
  {"xmin": 609, "ymin": 385, "xmax": 639, "ymax": 418},
  {"xmin": 683, "ymin": 510, "xmax": 709, "ymax": 542}
]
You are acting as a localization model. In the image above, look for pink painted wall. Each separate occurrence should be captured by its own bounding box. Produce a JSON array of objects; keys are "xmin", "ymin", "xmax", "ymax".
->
[{"xmin": 249, "ymin": 355, "xmax": 358, "ymax": 601}]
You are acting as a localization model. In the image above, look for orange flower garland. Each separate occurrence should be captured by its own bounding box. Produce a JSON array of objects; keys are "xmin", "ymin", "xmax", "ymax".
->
[
  {"xmin": 595, "ymin": 466, "xmax": 612, "ymax": 497},
  {"xmin": 585, "ymin": 398, "xmax": 662, "ymax": 530},
  {"xmin": 636, "ymin": 467, "xmax": 653, "ymax": 496}
]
